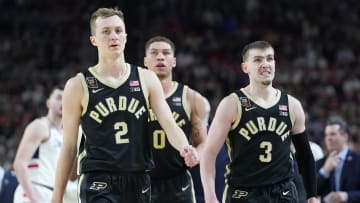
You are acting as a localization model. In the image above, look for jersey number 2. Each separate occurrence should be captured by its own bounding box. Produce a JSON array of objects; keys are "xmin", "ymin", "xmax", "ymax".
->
[{"xmin": 114, "ymin": 122, "xmax": 129, "ymax": 144}]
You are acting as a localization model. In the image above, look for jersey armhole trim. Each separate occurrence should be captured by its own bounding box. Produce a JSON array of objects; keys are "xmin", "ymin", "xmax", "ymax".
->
[
  {"xmin": 78, "ymin": 73, "xmax": 89, "ymax": 116},
  {"xmin": 230, "ymin": 93, "xmax": 242, "ymax": 130}
]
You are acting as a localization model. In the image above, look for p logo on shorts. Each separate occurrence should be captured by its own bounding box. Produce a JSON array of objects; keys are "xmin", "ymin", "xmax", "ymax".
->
[
  {"xmin": 89, "ymin": 182, "xmax": 108, "ymax": 191},
  {"xmin": 232, "ymin": 190, "xmax": 248, "ymax": 199}
]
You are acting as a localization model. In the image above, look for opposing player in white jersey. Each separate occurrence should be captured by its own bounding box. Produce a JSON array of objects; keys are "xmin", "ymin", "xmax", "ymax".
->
[{"xmin": 13, "ymin": 86, "xmax": 77, "ymax": 203}]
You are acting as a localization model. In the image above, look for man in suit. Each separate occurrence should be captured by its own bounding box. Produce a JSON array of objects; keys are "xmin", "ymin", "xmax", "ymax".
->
[
  {"xmin": 316, "ymin": 116, "xmax": 360, "ymax": 203},
  {"xmin": 0, "ymin": 165, "xmax": 18, "ymax": 203}
]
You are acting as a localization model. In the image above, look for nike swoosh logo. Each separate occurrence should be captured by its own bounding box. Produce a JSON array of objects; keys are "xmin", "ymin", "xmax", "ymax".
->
[
  {"xmin": 142, "ymin": 187, "xmax": 150, "ymax": 194},
  {"xmin": 181, "ymin": 184, "xmax": 190, "ymax": 191},
  {"xmin": 92, "ymin": 88, "xmax": 104, "ymax": 93},
  {"xmin": 244, "ymin": 107, "xmax": 256, "ymax": 111},
  {"xmin": 282, "ymin": 190, "xmax": 290, "ymax": 195}
]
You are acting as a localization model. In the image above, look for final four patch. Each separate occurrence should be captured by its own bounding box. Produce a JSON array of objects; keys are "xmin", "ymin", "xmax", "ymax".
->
[
  {"xmin": 86, "ymin": 77, "xmax": 98, "ymax": 89},
  {"xmin": 240, "ymin": 97, "xmax": 251, "ymax": 108}
]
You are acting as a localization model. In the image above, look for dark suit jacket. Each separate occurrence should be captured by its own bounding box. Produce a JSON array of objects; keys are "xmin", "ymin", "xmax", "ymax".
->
[
  {"xmin": 316, "ymin": 150, "xmax": 360, "ymax": 203},
  {"xmin": 0, "ymin": 170, "xmax": 18, "ymax": 203}
]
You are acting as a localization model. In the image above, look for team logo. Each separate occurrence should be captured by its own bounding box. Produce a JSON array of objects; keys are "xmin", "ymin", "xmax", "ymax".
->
[
  {"xmin": 86, "ymin": 77, "xmax": 98, "ymax": 89},
  {"xmin": 232, "ymin": 190, "xmax": 248, "ymax": 199},
  {"xmin": 141, "ymin": 187, "xmax": 151, "ymax": 194},
  {"xmin": 181, "ymin": 184, "xmax": 190, "ymax": 191},
  {"xmin": 129, "ymin": 80, "xmax": 141, "ymax": 92},
  {"xmin": 89, "ymin": 182, "xmax": 108, "ymax": 191},
  {"xmin": 240, "ymin": 97, "xmax": 251, "ymax": 108}
]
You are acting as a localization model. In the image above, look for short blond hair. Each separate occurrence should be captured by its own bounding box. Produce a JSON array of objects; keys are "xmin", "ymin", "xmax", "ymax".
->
[{"xmin": 90, "ymin": 7, "xmax": 124, "ymax": 35}]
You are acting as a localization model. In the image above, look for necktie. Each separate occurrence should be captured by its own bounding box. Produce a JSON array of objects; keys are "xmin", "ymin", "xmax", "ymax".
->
[{"xmin": 330, "ymin": 171, "xmax": 336, "ymax": 191}]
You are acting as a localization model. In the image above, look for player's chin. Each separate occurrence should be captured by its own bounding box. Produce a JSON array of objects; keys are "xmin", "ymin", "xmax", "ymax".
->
[{"xmin": 261, "ymin": 80, "xmax": 272, "ymax": 86}]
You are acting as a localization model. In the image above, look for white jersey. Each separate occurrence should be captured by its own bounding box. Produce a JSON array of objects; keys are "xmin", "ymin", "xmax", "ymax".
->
[{"xmin": 28, "ymin": 117, "xmax": 62, "ymax": 187}]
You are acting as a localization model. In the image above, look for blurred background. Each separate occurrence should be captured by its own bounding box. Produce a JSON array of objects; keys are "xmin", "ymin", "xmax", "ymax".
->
[{"xmin": 0, "ymin": 0, "xmax": 360, "ymax": 169}]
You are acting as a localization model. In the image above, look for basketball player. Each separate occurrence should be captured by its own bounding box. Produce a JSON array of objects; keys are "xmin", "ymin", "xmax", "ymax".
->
[
  {"xmin": 144, "ymin": 36, "xmax": 210, "ymax": 203},
  {"xmin": 200, "ymin": 41, "xmax": 317, "ymax": 203},
  {"xmin": 13, "ymin": 86, "xmax": 77, "ymax": 203},
  {"xmin": 51, "ymin": 8, "xmax": 197, "ymax": 203}
]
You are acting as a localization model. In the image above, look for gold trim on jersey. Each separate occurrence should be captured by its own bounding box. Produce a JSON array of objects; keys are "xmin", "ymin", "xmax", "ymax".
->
[
  {"xmin": 78, "ymin": 73, "xmax": 89, "ymax": 116},
  {"xmin": 182, "ymin": 85, "xmax": 191, "ymax": 120},
  {"xmin": 138, "ymin": 67, "xmax": 150, "ymax": 109},
  {"xmin": 230, "ymin": 93, "xmax": 242, "ymax": 130},
  {"xmin": 78, "ymin": 131, "xmax": 87, "ymax": 175},
  {"xmin": 288, "ymin": 95, "xmax": 296, "ymax": 127},
  {"xmin": 225, "ymin": 136, "xmax": 232, "ymax": 165},
  {"xmin": 88, "ymin": 63, "xmax": 131, "ymax": 89},
  {"xmin": 165, "ymin": 81, "xmax": 178, "ymax": 98},
  {"xmin": 185, "ymin": 170, "xmax": 197, "ymax": 203},
  {"xmin": 78, "ymin": 174, "xmax": 84, "ymax": 203},
  {"xmin": 240, "ymin": 88, "xmax": 281, "ymax": 109},
  {"xmin": 222, "ymin": 184, "xmax": 229, "ymax": 203}
]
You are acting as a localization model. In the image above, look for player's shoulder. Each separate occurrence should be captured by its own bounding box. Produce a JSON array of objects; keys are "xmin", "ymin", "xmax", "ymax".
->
[
  {"xmin": 28, "ymin": 117, "xmax": 48, "ymax": 129},
  {"xmin": 286, "ymin": 93, "xmax": 302, "ymax": 109},
  {"xmin": 184, "ymin": 84, "xmax": 210, "ymax": 110},
  {"xmin": 24, "ymin": 117, "xmax": 49, "ymax": 139},
  {"xmin": 137, "ymin": 66, "xmax": 158, "ymax": 81},
  {"xmin": 63, "ymin": 74, "xmax": 84, "ymax": 93}
]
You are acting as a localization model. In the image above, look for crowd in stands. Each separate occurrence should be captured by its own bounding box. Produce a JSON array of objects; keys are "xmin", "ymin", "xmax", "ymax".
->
[{"xmin": 1, "ymin": 0, "xmax": 360, "ymax": 169}]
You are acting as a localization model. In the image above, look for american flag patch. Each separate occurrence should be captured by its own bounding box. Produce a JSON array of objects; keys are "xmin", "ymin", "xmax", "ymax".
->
[
  {"xmin": 129, "ymin": 80, "xmax": 139, "ymax": 87},
  {"xmin": 279, "ymin": 105, "xmax": 288, "ymax": 111},
  {"xmin": 172, "ymin": 97, "xmax": 181, "ymax": 102}
]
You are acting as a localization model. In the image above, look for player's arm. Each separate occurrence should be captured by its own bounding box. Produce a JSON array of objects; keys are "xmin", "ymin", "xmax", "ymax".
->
[
  {"xmin": 142, "ymin": 70, "xmax": 194, "ymax": 161},
  {"xmin": 289, "ymin": 95, "xmax": 317, "ymax": 201},
  {"xmin": 13, "ymin": 119, "xmax": 49, "ymax": 203},
  {"xmin": 52, "ymin": 76, "xmax": 82, "ymax": 203},
  {"xmin": 201, "ymin": 94, "xmax": 237, "ymax": 203},
  {"xmin": 187, "ymin": 88, "xmax": 210, "ymax": 164}
]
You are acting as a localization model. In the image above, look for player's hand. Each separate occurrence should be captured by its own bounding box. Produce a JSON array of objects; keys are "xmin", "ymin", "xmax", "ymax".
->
[
  {"xmin": 323, "ymin": 151, "xmax": 340, "ymax": 173},
  {"xmin": 323, "ymin": 191, "xmax": 347, "ymax": 203},
  {"xmin": 180, "ymin": 145, "xmax": 199, "ymax": 167},
  {"xmin": 307, "ymin": 197, "xmax": 319, "ymax": 203}
]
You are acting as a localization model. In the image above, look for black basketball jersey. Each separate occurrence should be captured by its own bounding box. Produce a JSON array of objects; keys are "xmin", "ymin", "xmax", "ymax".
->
[
  {"xmin": 148, "ymin": 82, "xmax": 191, "ymax": 179},
  {"xmin": 78, "ymin": 64, "xmax": 153, "ymax": 173},
  {"xmin": 225, "ymin": 88, "xmax": 294, "ymax": 187}
]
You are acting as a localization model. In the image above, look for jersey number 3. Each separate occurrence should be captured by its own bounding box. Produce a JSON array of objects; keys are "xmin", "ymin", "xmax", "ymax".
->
[{"xmin": 259, "ymin": 141, "xmax": 272, "ymax": 162}]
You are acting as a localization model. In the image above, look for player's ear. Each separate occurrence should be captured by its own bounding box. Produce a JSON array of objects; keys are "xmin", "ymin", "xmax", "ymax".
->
[
  {"xmin": 144, "ymin": 57, "xmax": 148, "ymax": 68},
  {"xmin": 172, "ymin": 57, "xmax": 176, "ymax": 68},
  {"xmin": 90, "ymin": 36, "xmax": 97, "ymax": 46},
  {"xmin": 241, "ymin": 62, "xmax": 248, "ymax": 73}
]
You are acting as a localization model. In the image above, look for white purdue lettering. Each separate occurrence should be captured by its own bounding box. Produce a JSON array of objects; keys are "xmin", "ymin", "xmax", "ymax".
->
[
  {"xmin": 128, "ymin": 98, "xmax": 139, "ymax": 113},
  {"xmin": 245, "ymin": 121, "xmax": 258, "ymax": 135},
  {"xmin": 90, "ymin": 96, "xmax": 146, "ymax": 123},
  {"xmin": 268, "ymin": 117, "xmax": 276, "ymax": 131},
  {"xmin": 238, "ymin": 117, "xmax": 289, "ymax": 141},
  {"xmin": 118, "ymin": 96, "xmax": 126, "ymax": 110},
  {"xmin": 90, "ymin": 111, "xmax": 102, "ymax": 124},
  {"xmin": 257, "ymin": 117, "xmax": 266, "ymax": 131},
  {"xmin": 106, "ymin": 98, "xmax": 117, "ymax": 112},
  {"xmin": 135, "ymin": 107, "xmax": 146, "ymax": 119},
  {"xmin": 276, "ymin": 121, "xmax": 287, "ymax": 135},
  {"xmin": 148, "ymin": 109, "xmax": 157, "ymax": 121},
  {"xmin": 239, "ymin": 128, "xmax": 251, "ymax": 141},
  {"xmin": 95, "ymin": 102, "xmax": 109, "ymax": 116}
]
